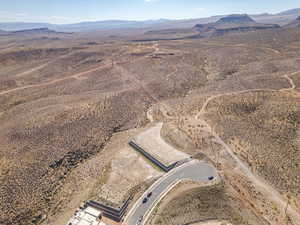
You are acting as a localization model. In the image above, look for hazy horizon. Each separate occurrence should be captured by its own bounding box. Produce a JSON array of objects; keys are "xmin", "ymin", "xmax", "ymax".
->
[{"xmin": 0, "ymin": 0, "xmax": 299, "ymax": 24}]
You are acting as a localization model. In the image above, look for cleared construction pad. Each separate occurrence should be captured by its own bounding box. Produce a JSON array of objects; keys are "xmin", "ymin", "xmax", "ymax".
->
[
  {"xmin": 190, "ymin": 221, "xmax": 232, "ymax": 225},
  {"xmin": 96, "ymin": 145, "xmax": 162, "ymax": 206},
  {"xmin": 134, "ymin": 123, "xmax": 189, "ymax": 166}
]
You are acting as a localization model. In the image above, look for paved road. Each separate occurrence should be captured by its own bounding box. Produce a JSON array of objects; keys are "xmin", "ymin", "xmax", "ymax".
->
[{"xmin": 124, "ymin": 160, "xmax": 218, "ymax": 225}]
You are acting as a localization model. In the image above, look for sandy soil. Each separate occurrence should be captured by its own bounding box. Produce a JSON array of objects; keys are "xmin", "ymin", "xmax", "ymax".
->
[
  {"xmin": 43, "ymin": 126, "xmax": 161, "ymax": 225},
  {"xmin": 98, "ymin": 146, "xmax": 162, "ymax": 205},
  {"xmin": 134, "ymin": 122, "xmax": 189, "ymax": 166},
  {"xmin": 190, "ymin": 221, "xmax": 232, "ymax": 225}
]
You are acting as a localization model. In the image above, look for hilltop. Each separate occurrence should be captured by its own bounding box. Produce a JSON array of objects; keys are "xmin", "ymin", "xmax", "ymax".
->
[
  {"xmin": 0, "ymin": 28, "xmax": 70, "ymax": 37},
  {"xmin": 12, "ymin": 27, "xmax": 71, "ymax": 35},
  {"xmin": 284, "ymin": 16, "xmax": 300, "ymax": 28},
  {"xmin": 12, "ymin": 27, "xmax": 57, "ymax": 34},
  {"xmin": 216, "ymin": 14, "xmax": 255, "ymax": 24},
  {"xmin": 193, "ymin": 14, "xmax": 279, "ymax": 37},
  {"xmin": 0, "ymin": 8, "xmax": 300, "ymax": 32}
]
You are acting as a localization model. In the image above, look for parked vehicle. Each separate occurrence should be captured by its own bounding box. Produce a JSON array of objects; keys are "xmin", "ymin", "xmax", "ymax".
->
[
  {"xmin": 208, "ymin": 176, "xmax": 214, "ymax": 181},
  {"xmin": 136, "ymin": 216, "xmax": 143, "ymax": 225},
  {"xmin": 142, "ymin": 197, "xmax": 148, "ymax": 204}
]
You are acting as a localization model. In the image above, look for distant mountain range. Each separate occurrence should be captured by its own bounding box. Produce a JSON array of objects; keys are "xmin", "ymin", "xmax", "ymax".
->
[
  {"xmin": 284, "ymin": 16, "xmax": 300, "ymax": 28},
  {"xmin": 0, "ymin": 27, "xmax": 71, "ymax": 36},
  {"xmin": 0, "ymin": 8, "xmax": 300, "ymax": 32},
  {"xmin": 0, "ymin": 19, "xmax": 171, "ymax": 32},
  {"xmin": 278, "ymin": 8, "xmax": 300, "ymax": 15},
  {"xmin": 192, "ymin": 14, "xmax": 280, "ymax": 38}
]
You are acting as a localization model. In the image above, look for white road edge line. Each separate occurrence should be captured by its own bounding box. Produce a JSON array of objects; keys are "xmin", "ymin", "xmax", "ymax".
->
[
  {"xmin": 142, "ymin": 179, "xmax": 181, "ymax": 225},
  {"xmin": 123, "ymin": 160, "xmax": 198, "ymax": 224}
]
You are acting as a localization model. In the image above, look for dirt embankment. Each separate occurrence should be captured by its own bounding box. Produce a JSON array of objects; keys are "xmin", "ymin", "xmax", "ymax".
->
[
  {"xmin": 0, "ymin": 89, "xmax": 151, "ymax": 225},
  {"xmin": 160, "ymin": 122, "xmax": 196, "ymax": 154},
  {"xmin": 150, "ymin": 182, "xmax": 268, "ymax": 225}
]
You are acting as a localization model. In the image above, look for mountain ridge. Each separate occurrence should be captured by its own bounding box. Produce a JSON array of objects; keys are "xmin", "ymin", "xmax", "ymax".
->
[
  {"xmin": 284, "ymin": 16, "xmax": 300, "ymax": 28},
  {"xmin": 194, "ymin": 14, "xmax": 279, "ymax": 35},
  {"xmin": 0, "ymin": 8, "xmax": 300, "ymax": 32}
]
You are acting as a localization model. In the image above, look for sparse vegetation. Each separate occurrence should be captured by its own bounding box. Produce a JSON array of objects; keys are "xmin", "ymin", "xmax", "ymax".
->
[
  {"xmin": 0, "ymin": 20, "xmax": 300, "ymax": 225},
  {"xmin": 151, "ymin": 183, "xmax": 266, "ymax": 225},
  {"xmin": 205, "ymin": 91, "xmax": 300, "ymax": 201}
]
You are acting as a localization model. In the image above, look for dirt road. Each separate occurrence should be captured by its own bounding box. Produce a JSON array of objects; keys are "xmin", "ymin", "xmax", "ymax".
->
[
  {"xmin": 0, "ymin": 43, "xmax": 160, "ymax": 96},
  {"xmin": 191, "ymin": 69, "xmax": 300, "ymax": 224}
]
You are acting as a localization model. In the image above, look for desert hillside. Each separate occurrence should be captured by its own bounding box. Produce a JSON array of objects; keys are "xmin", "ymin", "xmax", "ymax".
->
[{"xmin": 0, "ymin": 16, "xmax": 300, "ymax": 225}]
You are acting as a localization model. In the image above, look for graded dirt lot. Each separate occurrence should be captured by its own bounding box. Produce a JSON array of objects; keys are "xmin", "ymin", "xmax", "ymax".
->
[
  {"xmin": 134, "ymin": 122, "xmax": 189, "ymax": 166},
  {"xmin": 1, "ymin": 26, "xmax": 300, "ymax": 225},
  {"xmin": 94, "ymin": 145, "xmax": 162, "ymax": 206}
]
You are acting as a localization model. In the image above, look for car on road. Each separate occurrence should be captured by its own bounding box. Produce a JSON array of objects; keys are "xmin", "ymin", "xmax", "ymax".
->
[
  {"xmin": 142, "ymin": 197, "xmax": 148, "ymax": 204},
  {"xmin": 208, "ymin": 176, "xmax": 214, "ymax": 181},
  {"xmin": 147, "ymin": 192, "xmax": 153, "ymax": 198},
  {"xmin": 135, "ymin": 216, "xmax": 143, "ymax": 225}
]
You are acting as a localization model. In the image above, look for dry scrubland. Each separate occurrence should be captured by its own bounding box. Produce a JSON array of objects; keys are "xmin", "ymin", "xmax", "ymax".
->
[
  {"xmin": 151, "ymin": 183, "xmax": 268, "ymax": 225},
  {"xmin": 156, "ymin": 28, "xmax": 300, "ymax": 224},
  {"xmin": 204, "ymin": 91, "xmax": 300, "ymax": 205},
  {"xmin": 134, "ymin": 123, "xmax": 188, "ymax": 166},
  {"xmin": 0, "ymin": 27, "xmax": 300, "ymax": 225}
]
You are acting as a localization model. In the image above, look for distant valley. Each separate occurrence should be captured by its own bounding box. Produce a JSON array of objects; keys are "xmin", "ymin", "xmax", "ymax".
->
[{"xmin": 0, "ymin": 8, "xmax": 300, "ymax": 32}]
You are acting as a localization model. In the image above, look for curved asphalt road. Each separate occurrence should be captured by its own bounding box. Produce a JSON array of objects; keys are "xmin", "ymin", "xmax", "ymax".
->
[{"xmin": 124, "ymin": 160, "xmax": 218, "ymax": 225}]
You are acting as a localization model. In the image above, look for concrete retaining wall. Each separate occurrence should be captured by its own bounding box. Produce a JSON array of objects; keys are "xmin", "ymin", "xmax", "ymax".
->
[
  {"xmin": 85, "ymin": 197, "xmax": 131, "ymax": 222},
  {"xmin": 129, "ymin": 141, "xmax": 178, "ymax": 172}
]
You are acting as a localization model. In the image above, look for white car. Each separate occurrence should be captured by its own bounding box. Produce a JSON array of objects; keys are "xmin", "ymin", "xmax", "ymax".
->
[{"xmin": 135, "ymin": 216, "xmax": 143, "ymax": 225}]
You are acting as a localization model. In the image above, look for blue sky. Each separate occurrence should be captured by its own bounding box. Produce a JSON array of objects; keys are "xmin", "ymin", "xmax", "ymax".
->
[{"xmin": 0, "ymin": 0, "xmax": 299, "ymax": 24}]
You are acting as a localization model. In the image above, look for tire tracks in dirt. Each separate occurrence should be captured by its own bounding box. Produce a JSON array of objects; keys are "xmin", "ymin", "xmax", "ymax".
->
[
  {"xmin": 190, "ymin": 70, "xmax": 300, "ymax": 224},
  {"xmin": 196, "ymin": 70, "xmax": 300, "ymax": 118},
  {"xmin": 147, "ymin": 62, "xmax": 300, "ymax": 223},
  {"xmin": 0, "ymin": 44, "xmax": 160, "ymax": 96}
]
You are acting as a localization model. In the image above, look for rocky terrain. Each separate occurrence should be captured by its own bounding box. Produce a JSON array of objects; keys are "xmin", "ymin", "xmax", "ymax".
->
[
  {"xmin": 0, "ymin": 16, "xmax": 300, "ymax": 225},
  {"xmin": 194, "ymin": 14, "xmax": 280, "ymax": 38}
]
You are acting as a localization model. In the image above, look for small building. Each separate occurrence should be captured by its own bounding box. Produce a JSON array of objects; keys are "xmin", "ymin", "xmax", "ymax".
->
[{"xmin": 67, "ymin": 206, "xmax": 106, "ymax": 225}]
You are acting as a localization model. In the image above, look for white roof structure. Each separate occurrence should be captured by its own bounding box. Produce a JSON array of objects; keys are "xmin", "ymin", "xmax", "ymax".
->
[
  {"xmin": 67, "ymin": 206, "xmax": 106, "ymax": 225},
  {"xmin": 85, "ymin": 207, "xmax": 102, "ymax": 218}
]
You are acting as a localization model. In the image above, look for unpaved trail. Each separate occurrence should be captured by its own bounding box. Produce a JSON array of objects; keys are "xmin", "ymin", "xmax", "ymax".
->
[
  {"xmin": 15, "ymin": 52, "xmax": 74, "ymax": 78},
  {"xmin": 0, "ymin": 43, "xmax": 161, "ymax": 96},
  {"xmin": 191, "ymin": 70, "xmax": 300, "ymax": 224},
  {"xmin": 166, "ymin": 65, "xmax": 178, "ymax": 80},
  {"xmin": 259, "ymin": 46, "xmax": 282, "ymax": 55},
  {"xmin": 0, "ymin": 63, "xmax": 112, "ymax": 96},
  {"xmin": 196, "ymin": 118, "xmax": 300, "ymax": 224},
  {"xmin": 113, "ymin": 63, "xmax": 159, "ymax": 103},
  {"xmin": 199, "ymin": 42, "xmax": 282, "ymax": 55},
  {"xmin": 0, "ymin": 44, "xmax": 16, "ymax": 51},
  {"xmin": 281, "ymin": 71, "xmax": 299, "ymax": 91},
  {"xmin": 196, "ymin": 88, "xmax": 276, "ymax": 118},
  {"xmin": 115, "ymin": 43, "xmax": 179, "ymax": 118},
  {"xmin": 137, "ymin": 44, "xmax": 300, "ymax": 224},
  {"xmin": 196, "ymin": 70, "xmax": 300, "ymax": 118},
  {"xmin": 15, "ymin": 63, "xmax": 51, "ymax": 78},
  {"xmin": 148, "ymin": 56, "xmax": 300, "ymax": 223}
]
